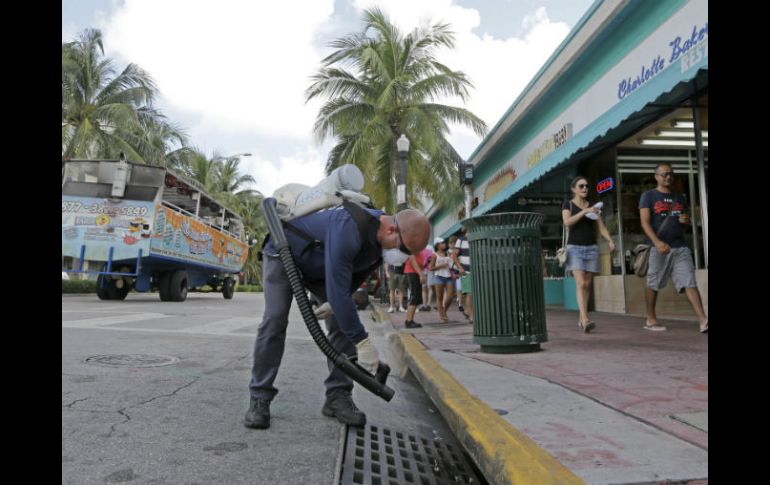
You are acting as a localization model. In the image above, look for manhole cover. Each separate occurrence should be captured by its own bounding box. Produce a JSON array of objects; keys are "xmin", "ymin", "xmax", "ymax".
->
[
  {"xmin": 84, "ymin": 354, "xmax": 180, "ymax": 368},
  {"xmin": 339, "ymin": 424, "xmax": 485, "ymax": 484}
]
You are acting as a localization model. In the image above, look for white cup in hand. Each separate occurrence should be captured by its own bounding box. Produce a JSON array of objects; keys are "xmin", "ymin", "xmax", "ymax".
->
[{"xmin": 585, "ymin": 202, "xmax": 603, "ymax": 220}]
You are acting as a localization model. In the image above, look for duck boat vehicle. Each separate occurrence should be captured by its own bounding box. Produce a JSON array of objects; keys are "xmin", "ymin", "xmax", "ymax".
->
[{"xmin": 62, "ymin": 155, "xmax": 249, "ymax": 301}]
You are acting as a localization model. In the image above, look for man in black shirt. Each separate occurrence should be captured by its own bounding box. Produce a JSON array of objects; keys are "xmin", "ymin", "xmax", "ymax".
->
[{"xmin": 639, "ymin": 163, "xmax": 707, "ymax": 333}]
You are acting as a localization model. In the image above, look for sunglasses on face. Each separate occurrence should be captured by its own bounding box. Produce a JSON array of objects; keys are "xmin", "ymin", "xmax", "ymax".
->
[
  {"xmin": 577, "ymin": 184, "xmax": 589, "ymax": 189},
  {"xmin": 656, "ymin": 171, "xmax": 675, "ymax": 178},
  {"xmin": 393, "ymin": 215, "xmax": 412, "ymax": 255}
]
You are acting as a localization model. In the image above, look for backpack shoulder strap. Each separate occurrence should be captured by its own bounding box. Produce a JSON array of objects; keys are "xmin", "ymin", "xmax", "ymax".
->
[
  {"xmin": 284, "ymin": 223, "xmax": 323, "ymax": 257},
  {"xmin": 341, "ymin": 199, "xmax": 378, "ymax": 241}
]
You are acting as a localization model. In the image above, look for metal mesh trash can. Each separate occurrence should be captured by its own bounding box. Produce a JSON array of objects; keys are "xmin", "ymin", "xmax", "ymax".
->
[{"xmin": 465, "ymin": 212, "xmax": 547, "ymax": 353}]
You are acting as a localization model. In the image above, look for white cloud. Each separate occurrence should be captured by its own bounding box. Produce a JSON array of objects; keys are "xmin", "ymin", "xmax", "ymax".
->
[
  {"xmin": 62, "ymin": 23, "xmax": 77, "ymax": 43},
  {"xmin": 239, "ymin": 147, "xmax": 327, "ymax": 197},
  {"xmin": 351, "ymin": 1, "xmax": 572, "ymax": 158},
  {"xmin": 94, "ymin": 0, "xmax": 574, "ymax": 193},
  {"xmin": 102, "ymin": 0, "xmax": 334, "ymax": 140}
]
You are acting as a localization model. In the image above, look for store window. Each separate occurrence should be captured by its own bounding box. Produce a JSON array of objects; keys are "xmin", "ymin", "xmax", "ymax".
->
[{"xmin": 616, "ymin": 94, "xmax": 708, "ymax": 272}]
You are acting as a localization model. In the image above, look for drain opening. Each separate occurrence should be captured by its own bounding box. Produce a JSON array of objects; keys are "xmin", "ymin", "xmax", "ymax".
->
[{"xmin": 339, "ymin": 424, "xmax": 486, "ymax": 485}]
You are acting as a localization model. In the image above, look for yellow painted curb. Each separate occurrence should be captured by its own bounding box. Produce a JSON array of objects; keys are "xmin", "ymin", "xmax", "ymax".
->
[{"xmin": 397, "ymin": 332, "xmax": 584, "ymax": 485}]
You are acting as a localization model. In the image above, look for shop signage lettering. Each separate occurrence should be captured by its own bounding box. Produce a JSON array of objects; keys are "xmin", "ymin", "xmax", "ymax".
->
[
  {"xmin": 517, "ymin": 197, "xmax": 563, "ymax": 206},
  {"xmin": 596, "ymin": 177, "xmax": 614, "ymax": 194},
  {"xmin": 483, "ymin": 167, "xmax": 517, "ymax": 202},
  {"xmin": 678, "ymin": 37, "xmax": 707, "ymax": 73},
  {"xmin": 527, "ymin": 123, "xmax": 573, "ymax": 168},
  {"xmin": 553, "ymin": 124, "xmax": 571, "ymax": 148},
  {"xmin": 617, "ymin": 22, "xmax": 708, "ymax": 100},
  {"xmin": 669, "ymin": 23, "xmax": 708, "ymax": 64},
  {"xmin": 617, "ymin": 56, "xmax": 666, "ymax": 100}
]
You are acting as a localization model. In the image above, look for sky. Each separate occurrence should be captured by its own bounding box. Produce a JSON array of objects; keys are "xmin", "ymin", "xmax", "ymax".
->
[{"xmin": 62, "ymin": 0, "xmax": 595, "ymax": 197}]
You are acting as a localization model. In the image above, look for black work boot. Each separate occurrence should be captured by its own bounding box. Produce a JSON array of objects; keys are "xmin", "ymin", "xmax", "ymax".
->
[
  {"xmin": 244, "ymin": 397, "xmax": 271, "ymax": 429},
  {"xmin": 322, "ymin": 390, "xmax": 367, "ymax": 426}
]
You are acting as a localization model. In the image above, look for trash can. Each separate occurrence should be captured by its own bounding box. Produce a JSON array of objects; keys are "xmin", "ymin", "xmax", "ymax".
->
[{"xmin": 465, "ymin": 212, "xmax": 547, "ymax": 353}]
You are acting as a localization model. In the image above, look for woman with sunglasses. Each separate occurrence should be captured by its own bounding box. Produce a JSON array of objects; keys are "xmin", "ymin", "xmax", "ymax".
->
[
  {"xmin": 562, "ymin": 176, "xmax": 615, "ymax": 332},
  {"xmin": 429, "ymin": 237, "xmax": 454, "ymax": 323}
]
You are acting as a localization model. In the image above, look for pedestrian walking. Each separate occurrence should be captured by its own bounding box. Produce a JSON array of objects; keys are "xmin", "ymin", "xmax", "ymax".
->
[
  {"xmin": 403, "ymin": 246, "xmax": 432, "ymax": 328},
  {"xmin": 447, "ymin": 235, "xmax": 462, "ymax": 312},
  {"xmin": 639, "ymin": 163, "xmax": 708, "ymax": 333},
  {"xmin": 562, "ymin": 176, "xmax": 616, "ymax": 332},
  {"xmin": 452, "ymin": 227, "xmax": 473, "ymax": 323},
  {"xmin": 385, "ymin": 262, "xmax": 407, "ymax": 312},
  {"xmin": 429, "ymin": 237, "xmax": 455, "ymax": 323},
  {"xmin": 420, "ymin": 245, "xmax": 434, "ymax": 312}
]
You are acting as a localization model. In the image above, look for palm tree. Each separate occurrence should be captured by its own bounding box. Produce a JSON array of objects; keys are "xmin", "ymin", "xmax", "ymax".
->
[
  {"xmin": 214, "ymin": 157, "xmax": 257, "ymax": 194},
  {"xmin": 306, "ymin": 7, "xmax": 487, "ymax": 212},
  {"xmin": 62, "ymin": 28, "xmax": 187, "ymax": 165},
  {"xmin": 234, "ymin": 189, "xmax": 267, "ymax": 285},
  {"xmin": 126, "ymin": 108, "xmax": 189, "ymax": 167},
  {"xmin": 175, "ymin": 148, "xmax": 220, "ymax": 192}
]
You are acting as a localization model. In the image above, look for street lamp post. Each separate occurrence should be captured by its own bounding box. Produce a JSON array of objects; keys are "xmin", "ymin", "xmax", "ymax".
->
[
  {"xmin": 460, "ymin": 161, "xmax": 473, "ymax": 219},
  {"xmin": 396, "ymin": 134, "xmax": 409, "ymax": 212}
]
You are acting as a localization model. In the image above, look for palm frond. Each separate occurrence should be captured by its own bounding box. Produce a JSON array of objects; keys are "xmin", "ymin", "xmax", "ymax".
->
[{"xmin": 305, "ymin": 10, "xmax": 487, "ymax": 214}]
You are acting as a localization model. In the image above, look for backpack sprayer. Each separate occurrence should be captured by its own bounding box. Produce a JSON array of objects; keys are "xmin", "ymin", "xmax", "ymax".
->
[{"xmin": 260, "ymin": 165, "xmax": 394, "ymax": 402}]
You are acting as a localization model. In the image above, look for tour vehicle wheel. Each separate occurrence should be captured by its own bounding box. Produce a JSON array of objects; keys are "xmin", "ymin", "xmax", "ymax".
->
[
  {"xmin": 108, "ymin": 282, "xmax": 130, "ymax": 300},
  {"xmin": 222, "ymin": 277, "xmax": 235, "ymax": 300},
  {"xmin": 158, "ymin": 272, "xmax": 173, "ymax": 301},
  {"xmin": 96, "ymin": 274, "xmax": 111, "ymax": 300},
  {"xmin": 169, "ymin": 270, "xmax": 189, "ymax": 302}
]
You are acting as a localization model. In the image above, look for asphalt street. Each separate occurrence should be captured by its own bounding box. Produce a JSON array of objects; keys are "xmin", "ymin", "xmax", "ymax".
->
[{"xmin": 62, "ymin": 292, "xmax": 473, "ymax": 485}]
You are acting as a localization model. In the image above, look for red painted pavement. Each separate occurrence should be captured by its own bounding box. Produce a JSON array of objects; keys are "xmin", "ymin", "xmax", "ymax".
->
[{"xmin": 381, "ymin": 300, "xmax": 708, "ymax": 450}]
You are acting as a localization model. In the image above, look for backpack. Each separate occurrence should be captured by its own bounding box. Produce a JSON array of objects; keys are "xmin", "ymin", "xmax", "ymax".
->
[{"xmin": 259, "ymin": 165, "xmax": 381, "ymax": 279}]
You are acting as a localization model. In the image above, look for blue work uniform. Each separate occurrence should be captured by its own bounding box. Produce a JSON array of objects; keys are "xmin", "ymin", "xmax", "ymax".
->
[{"xmin": 249, "ymin": 206, "xmax": 383, "ymax": 401}]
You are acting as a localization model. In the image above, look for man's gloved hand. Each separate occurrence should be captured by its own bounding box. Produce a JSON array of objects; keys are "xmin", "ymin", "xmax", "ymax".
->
[
  {"xmin": 355, "ymin": 337, "xmax": 380, "ymax": 375},
  {"xmin": 313, "ymin": 302, "xmax": 334, "ymax": 320}
]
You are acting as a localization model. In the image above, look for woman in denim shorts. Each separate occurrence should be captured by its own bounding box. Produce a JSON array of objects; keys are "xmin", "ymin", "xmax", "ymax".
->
[
  {"xmin": 429, "ymin": 237, "xmax": 455, "ymax": 323},
  {"xmin": 561, "ymin": 176, "xmax": 616, "ymax": 332}
]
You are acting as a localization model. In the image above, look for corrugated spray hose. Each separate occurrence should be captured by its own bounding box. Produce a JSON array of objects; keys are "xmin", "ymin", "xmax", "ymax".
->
[{"xmin": 261, "ymin": 198, "xmax": 394, "ymax": 402}]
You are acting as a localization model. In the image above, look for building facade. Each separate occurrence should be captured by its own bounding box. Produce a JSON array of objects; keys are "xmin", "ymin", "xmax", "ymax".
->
[{"xmin": 430, "ymin": 0, "xmax": 708, "ymax": 315}]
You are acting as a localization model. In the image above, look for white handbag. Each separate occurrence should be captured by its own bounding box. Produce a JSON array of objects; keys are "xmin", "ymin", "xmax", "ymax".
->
[{"xmin": 556, "ymin": 217, "xmax": 568, "ymax": 267}]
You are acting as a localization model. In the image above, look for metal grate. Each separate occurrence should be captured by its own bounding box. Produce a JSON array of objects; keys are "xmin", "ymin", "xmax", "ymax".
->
[
  {"xmin": 339, "ymin": 424, "xmax": 484, "ymax": 485},
  {"xmin": 84, "ymin": 354, "xmax": 180, "ymax": 368}
]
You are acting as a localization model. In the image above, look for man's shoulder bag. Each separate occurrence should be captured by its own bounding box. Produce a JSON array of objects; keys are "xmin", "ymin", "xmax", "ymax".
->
[
  {"xmin": 631, "ymin": 244, "xmax": 652, "ymax": 277},
  {"xmin": 631, "ymin": 210, "xmax": 673, "ymax": 277}
]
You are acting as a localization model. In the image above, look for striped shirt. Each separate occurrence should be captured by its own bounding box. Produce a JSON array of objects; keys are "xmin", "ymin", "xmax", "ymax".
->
[{"xmin": 455, "ymin": 237, "xmax": 471, "ymax": 272}]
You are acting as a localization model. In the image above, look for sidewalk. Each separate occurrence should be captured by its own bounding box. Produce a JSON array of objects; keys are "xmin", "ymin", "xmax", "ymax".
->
[{"xmin": 375, "ymin": 300, "xmax": 708, "ymax": 485}]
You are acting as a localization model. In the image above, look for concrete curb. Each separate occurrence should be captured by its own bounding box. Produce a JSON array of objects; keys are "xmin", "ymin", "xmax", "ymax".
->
[{"xmin": 372, "ymin": 306, "xmax": 584, "ymax": 485}]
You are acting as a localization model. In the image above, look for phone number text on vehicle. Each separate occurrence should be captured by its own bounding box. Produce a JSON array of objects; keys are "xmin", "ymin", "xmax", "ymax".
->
[{"xmin": 62, "ymin": 202, "xmax": 149, "ymax": 216}]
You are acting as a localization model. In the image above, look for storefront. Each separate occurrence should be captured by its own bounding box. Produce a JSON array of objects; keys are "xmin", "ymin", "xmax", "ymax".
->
[{"xmin": 429, "ymin": 0, "xmax": 708, "ymax": 316}]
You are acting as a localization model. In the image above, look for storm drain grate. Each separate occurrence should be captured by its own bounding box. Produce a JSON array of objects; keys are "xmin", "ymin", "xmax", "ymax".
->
[
  {"xmin": 84, "ymin": 354, "xmax": 180, "ymax": 368},
  {"xmin": 339, "ymin": 424, "xmax": 484, "ymax": 485}
]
